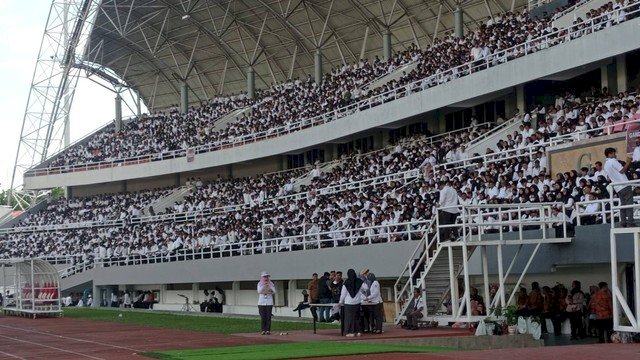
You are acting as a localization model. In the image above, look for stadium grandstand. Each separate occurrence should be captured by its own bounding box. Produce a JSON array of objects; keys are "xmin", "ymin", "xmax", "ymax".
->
[{"xmin": 3, "ymin": 0, "xmax": 640, "ymax": 343}]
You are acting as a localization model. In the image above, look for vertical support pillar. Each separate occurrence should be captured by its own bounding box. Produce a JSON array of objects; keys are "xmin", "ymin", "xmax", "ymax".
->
[
  {"xmin": 616, "ymin": 54, "xmax": 627, "ymax": 93},
  {"xmin": 454, "ymin": 7, "xmax": 464, "ymax": 38},
  {"xmin": 91, "ymin": 284, "xmax": 100, "ymax": 308},
  {"xmin": 314, "ymin": 49, "xmax": 323, "ymax": 85},
  {"xmin": 516, "ymin": 84, "xmax": 525, "ymax": 115},
  {"xmin": 181, "ymin": 82, "xmax": 189, "ymax": 113},
  {"xmin": 192, "ymin": 283, "xmax": 199, "ymax": 304},
  {"xmin": 64, "ymin": 113, "xmax": 70, "ymax": 147},
  {"xmin": 383, "ymin": 28, "xmax": 392, "ymax": 62},
  {"xmin": 288, "ymin": 279, "xmax": 296, "ymax": 311},
  {"xmin": 247, "ymin": 67, "xmax": 255, "ymax": 99},
  {"xmin": 232, "ymin": 281, "xmax": 240, "ymax": 306},
  {"xmin": 114, "ymin": 94, "xmax": 123, "ymax": 132},
  {"xmin": 601, "ymin": 64, "xmax": 610, "ymax": 91},
  {"xmin": 136, "ymin": 93, "xmax": 142, "ymax": 117}
]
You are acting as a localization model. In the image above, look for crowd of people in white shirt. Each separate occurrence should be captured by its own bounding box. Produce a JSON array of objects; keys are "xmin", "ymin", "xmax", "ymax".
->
[
  {"xmin": 36, "ymin": 1, "xmax": 639, "ymax": 172},
  {"xmin": 1, "ymin": 88, "xmax": 638, "ymax": 265}
]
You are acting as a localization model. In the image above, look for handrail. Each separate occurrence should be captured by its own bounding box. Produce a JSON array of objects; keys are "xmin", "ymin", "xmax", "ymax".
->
[
  {"xmin": 6, "ymin": 123, "xmax": 494, "ymax": 234},
  {"xmin": 24, "ymin": 3, "xmax": 640, "ymax": 178},
  {"xmin": 6, "ymin": 117, "xmax": 637, "ymax": 234},
  {"xmin": 437, "ymin": 117, "xmax": 638, "ymax": 171},
  {"xmin": 53, "ymin": 219, "xmax": 431, "ymax": 278},
  {"xmin": 608, "ymin": 179, "xmax": 640, "ymax": 228}
]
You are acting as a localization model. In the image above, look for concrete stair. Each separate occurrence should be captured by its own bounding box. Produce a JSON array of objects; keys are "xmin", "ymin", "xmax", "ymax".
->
[
  {"xmin": 211, "ymin": 106, "xmax": 251, "ymax": 132},
  {"xmin": 552, "ymin": 0, "xmax": 609, "ymax": 29},
  {"xmin": 360, "ymin": 62, "xmax": 420, "ymax": 93},
  {"xmin": 144, "ymin": 186, "xmax": 191, "ymax": 215}
]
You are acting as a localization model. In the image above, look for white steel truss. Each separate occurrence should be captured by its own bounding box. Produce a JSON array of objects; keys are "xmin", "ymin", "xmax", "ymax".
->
[
  {"xmin": 9, "ymin": 0, "xmax": 145, "ymax": 210},
  {"xmin": 9, "ymin": 0, "xmax": 100, "ymax": 209}
]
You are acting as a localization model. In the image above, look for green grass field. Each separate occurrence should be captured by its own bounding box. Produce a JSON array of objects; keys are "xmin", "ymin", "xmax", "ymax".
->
[
  {"xmin": 63, "ymin": 308, "xmax": 337, "ymax": 334},
  {"xmin": 145, "ymin": 342, "xmax": 450, "ymax": 360}
]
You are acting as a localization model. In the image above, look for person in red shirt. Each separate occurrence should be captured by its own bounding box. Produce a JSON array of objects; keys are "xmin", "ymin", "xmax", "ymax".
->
[{"xmin": 591, "ymin": 282, "xmax": 613, "ymax": 343}]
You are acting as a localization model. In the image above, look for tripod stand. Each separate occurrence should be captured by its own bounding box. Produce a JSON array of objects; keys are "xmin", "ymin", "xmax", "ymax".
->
[{"xmin": 178, "ymin": 294, "xmax": 196, "ymax": 312}]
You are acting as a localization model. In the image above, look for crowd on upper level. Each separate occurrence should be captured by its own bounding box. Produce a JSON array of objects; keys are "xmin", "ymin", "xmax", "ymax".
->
[{"xmin": 38, "ymin": 0, "xmax": 640, "ymax": 171}]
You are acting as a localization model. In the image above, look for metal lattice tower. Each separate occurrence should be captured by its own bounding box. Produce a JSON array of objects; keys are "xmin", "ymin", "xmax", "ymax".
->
[{"xmin": 9, "ymin": 0, "xmax": 98, "ymax": 209}]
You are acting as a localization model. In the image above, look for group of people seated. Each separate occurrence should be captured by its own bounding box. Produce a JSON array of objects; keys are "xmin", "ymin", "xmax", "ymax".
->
[
  {"xmin": 34, "ymin": 0, "xmax": 639, "ymax": 174},
  {"xmin": 1, "ymin": 86, "xmax": 639, "ymax": 267}
]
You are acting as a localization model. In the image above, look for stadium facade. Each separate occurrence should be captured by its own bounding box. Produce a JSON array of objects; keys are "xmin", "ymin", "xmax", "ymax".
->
[{"xmin": 4, "ymin": 0, "xmax": 640, "ymax": 332}]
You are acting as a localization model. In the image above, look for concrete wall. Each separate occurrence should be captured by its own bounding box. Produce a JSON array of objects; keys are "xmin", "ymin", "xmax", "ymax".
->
[{"xmin": 25, "ymin": 18, "xmax": 640, "ymax": 190}]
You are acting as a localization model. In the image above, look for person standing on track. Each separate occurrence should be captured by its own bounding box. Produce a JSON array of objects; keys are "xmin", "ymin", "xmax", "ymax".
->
[{"xmin": 257, "ymin": 271, "xmax": 276, "ymax": 335}]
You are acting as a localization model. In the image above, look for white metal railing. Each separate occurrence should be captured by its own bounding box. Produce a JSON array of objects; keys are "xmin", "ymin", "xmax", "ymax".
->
[
  {"xmin": 54, "ymin": 220, "xmax": 430, "ymax": 279},
  {"xmin": 393, "ymin": 219, "xmax": 438, "ymax": 323},
  {"xmin": 24, "ymin": 3, "xmax": 640, "ymax": 177},
  {"xmin": 3, "ymin": 124, "xmax": 492, "ymax": 234},
  {"xmin": 438, "ymin": 117, "xmax": 638, "ymax": 172},
  {"xmin": 6, "ymin": 116, "xmax": 637, "ymax": 235},
  {"xmin": 608, "ymin": 179, "xmax": 640, "ymax": 228}
]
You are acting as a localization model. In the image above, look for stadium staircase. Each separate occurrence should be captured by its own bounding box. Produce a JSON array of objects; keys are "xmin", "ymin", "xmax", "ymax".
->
[
  {"xmin": 394, "ymin": 203, "xmax": 572, "ymax": 325},
  {"xmin": 465, "ymin": 117, "xmax": 522, "ymax": 157},
  {"xmin": 0, "ymin": 206, "xmax": 14, "ymax": 226},
  {"xmin": 360, "ymin": 62, "xmax": 420, "ymax": 93},
  {"xmin": 211, "ymin": 106, "xmax": 252, "ymax": 131},
  {"xmin": 0, "ymin": 199, "xmax": 48, "ymax": 229},
  {"xmin": 552, "ymin": 0, "xmax": 609, "ymax": 28},
  {"xmin": 291, "ymin": 162, "xmax": 342, "ymax": 191},
  {"xmin": 143, "ymin": 186, "xmax": 191, "ymax": 215}
]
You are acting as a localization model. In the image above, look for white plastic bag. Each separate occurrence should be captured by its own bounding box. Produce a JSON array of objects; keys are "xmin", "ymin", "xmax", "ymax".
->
[
  {"xmin": 528, "ymin": 321, "xmax": 541, "ymax": 339},
  {"xmin": 517, "ymin": 316, "xmax": 528, "ymax": 334},
  {"xmin": 475, "ymin": 319, "xmax": 487, "ymax": 336}
]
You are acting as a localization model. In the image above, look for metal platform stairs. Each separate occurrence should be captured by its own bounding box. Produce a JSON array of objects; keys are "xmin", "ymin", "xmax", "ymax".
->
[
  {"xmin": 608, "ymin": 179, "xmax": 640, "ymax": 333},
  {"xmin": 394, "ymin": 203, "xmax": 572, "ymax": 325}
]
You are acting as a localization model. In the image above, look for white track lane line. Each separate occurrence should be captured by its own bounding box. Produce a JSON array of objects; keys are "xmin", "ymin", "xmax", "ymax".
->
[
  {"xmin": 0, "ymin": 334, "xmax": 105, "ymax": 360},
  {"xmin": 0, "ymin": 350, "xmax": 27, "ymax": 360},
  {"xmin": 0, "ymin": 324, "xmax": 140, "ymax": 352}
]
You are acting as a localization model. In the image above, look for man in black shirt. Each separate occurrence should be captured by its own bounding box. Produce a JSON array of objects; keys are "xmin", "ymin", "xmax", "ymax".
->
[{"xmin": 317, "ymin": 272, "xmax": 332, "ymax": 322}]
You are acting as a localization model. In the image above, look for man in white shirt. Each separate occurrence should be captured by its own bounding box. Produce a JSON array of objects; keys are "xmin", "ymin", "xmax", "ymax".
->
[
  {"xmin": 438, "ymin": 181, "xmax": 460, "ymax": 240},
  {"xmin": 603, "ymin": 147, "xmax": 635, "ymax": 227},
  {"xmin": 632, "ymin": 139, "xmax": 640, "ymax": 171}
]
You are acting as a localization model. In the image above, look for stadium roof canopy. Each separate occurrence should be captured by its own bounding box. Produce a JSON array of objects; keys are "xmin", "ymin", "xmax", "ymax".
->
[{"xmin": 87, "ymin": 0, "xmax": 527, "ymax": 111}]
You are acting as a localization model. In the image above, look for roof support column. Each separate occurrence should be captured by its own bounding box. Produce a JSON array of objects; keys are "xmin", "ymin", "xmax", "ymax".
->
[
  {"xmin": 315, "ymin": 49, "xmax": 323, "ymax": 85},
  {"xmin": 136, "ymin": 92, "xmax": 142, "ymax": 118},
  {"xmin": 181, "ymin": 82, "xmax": 189, "ymax": 114},
  {"xmin": 247, "ymin": 67, "xmax": 255, "ymax": 99},
  {"xmin": 454, "ymin": 7, "xmax": 464, "ymax": 38},
  {"xmin": 114, "ymin": 93, "xmax": 123, "ymax": 132},
  {"xmin": 383, "ymin": 29, "xmax": 392, "ymax": 62},
  {"xmin": 616, "ymin": 54, "xmax": 627, "ymax": 93}
]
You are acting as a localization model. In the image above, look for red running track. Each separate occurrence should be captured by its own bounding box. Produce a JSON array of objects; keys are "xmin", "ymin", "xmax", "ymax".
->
[{"xmin": 0, "ymin": 316, "xmax": 283, "ymax": 359}]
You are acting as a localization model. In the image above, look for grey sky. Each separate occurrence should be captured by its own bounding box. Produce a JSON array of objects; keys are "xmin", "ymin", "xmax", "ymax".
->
[{"xmin": 0, "ymin": 0, "xmax": 143, "ymax": 191}]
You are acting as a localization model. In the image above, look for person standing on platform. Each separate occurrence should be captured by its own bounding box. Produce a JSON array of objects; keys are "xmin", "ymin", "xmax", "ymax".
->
[
  {"xmin": 437, "ymin": 181, "xmax": 460, "ymax": 240},
  {"xmin": 339, "ymin": 269, "xmax": 368, "ymax": 337},
  {"xmin": 257, "ymin": 271, "xmax": 276, "ymax": 335},
  {"xmin": 604, "ymin": 147, "xmax": 636, "ymax": 227}
]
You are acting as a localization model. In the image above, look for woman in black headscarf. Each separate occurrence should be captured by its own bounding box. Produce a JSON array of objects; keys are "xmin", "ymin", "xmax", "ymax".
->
[{"xmin": 339, "ymin": 268, "xmax": 368, "ymax": 337}]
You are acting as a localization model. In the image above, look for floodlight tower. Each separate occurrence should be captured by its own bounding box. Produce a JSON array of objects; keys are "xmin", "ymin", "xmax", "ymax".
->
[{"xmin": 9, "ymin": 0, "xmax": 98, "ymax": 209}]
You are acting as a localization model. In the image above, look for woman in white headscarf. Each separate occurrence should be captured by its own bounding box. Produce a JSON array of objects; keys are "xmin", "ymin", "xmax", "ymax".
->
[{"xmin": 257, "ymin": 271, "xmax": 276, "ymax": 335}]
